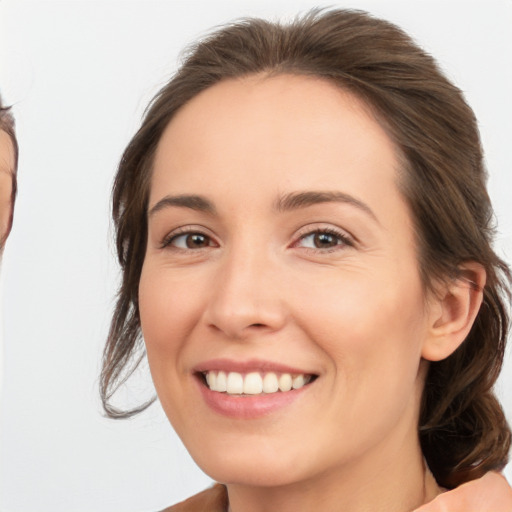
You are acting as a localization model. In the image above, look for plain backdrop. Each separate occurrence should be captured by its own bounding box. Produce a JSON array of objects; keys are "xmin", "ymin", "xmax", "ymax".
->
[{"xmin": 0, "ymin": 1, "xmax": 511, "ymax": 511}]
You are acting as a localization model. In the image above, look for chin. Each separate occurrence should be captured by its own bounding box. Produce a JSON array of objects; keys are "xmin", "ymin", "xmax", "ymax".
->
[
  {"xmin": 204, "ymin": 463, "xmax": 307, "ymax": 488},
  {"xmin": 188, "ymin": 442, "xmax": 312, "ymax": 487}
]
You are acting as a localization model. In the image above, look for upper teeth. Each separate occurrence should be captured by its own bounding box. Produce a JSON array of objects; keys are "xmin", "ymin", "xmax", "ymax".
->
[{"xmin": 205, "ymin": 371, "xmax": 311, "ymax": 395}]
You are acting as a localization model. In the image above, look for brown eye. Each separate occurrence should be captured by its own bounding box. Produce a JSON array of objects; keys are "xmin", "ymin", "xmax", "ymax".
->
[
  {"xmin": 168, "ymin": 232, "xmax": 213, "ymax": 249},
  {"xmin": 313, "ymin": 232, "xmax": 339, "ymax": 249},
  {"xmin": 296, "ymin": 229, "xmax": 352, "ymax": 251},
  {"xmin": 185, "ymin": 233, "xmax": 210, "ymax": 248}
]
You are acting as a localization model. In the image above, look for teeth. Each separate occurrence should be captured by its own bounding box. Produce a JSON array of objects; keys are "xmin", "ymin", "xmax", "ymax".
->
[
  {"xmin": 214, "ymin": 371, "xmax": 227, "ymax": 392},
  {"xmin": 226, "ymin": 372, "xmax": 244, "ymax": 394},
  {"xmin": 204, "ymin": 370, "xmax": 312, "ymax": 395},
  {"xmin": 262, "ymin": 373, "xmax": 279, "ymax": 393},
  {"xmin": 278, "ymin": 373, "xmax": 292, "ymax": 392},
  {"xmin": 244, "ymin": 372, "xmax": 263, "ymax": 395},
  {"xmin": 292, "ymin": 374, "xmax": 306, "ymax": 389}
]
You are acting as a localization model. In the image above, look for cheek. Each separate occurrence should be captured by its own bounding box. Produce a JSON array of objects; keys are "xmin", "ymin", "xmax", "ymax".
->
[
  {"xmin": 138, "ymin": 263, "xmax": 211, "ymax": 429},
  {"xmin": 0, "ymin": 173, "xmax": 12, "ymax": 233},
  {"xmin": 292, "ymin": 266, "xmax": 427, "ymax": 391},
  {"xmin": 138, "ymin": 264, "xmax": 206, "ymax": 371},
  {"xmin": 301, "ymin": 275, "xmax": 427, "ymax": 445}
]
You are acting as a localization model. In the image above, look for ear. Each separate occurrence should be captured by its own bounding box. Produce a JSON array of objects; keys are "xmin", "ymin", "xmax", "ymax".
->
[{"xmin": 422, "ymin": 262, "xmax": 486, "ymax": 362}]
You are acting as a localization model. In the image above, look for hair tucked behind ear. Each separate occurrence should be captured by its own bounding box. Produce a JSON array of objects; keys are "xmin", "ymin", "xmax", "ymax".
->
[{"xmin": 101, "ymin": 9, "xmax": 510, "ymax": 487}]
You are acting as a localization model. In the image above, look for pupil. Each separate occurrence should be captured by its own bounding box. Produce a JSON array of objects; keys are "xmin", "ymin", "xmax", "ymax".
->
[
  {"xmin": 187, "ymin": 234, "xmax": 207, "ymax": 248},
  {"xmin": 315, "ymin": 233, "xmax": 336, "ymax": 248}
]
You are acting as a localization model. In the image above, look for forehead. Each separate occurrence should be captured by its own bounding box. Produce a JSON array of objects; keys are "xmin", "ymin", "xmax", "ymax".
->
[{"xmin": 150, "ymin": 74, "xmax": 402, "ymax": 212}]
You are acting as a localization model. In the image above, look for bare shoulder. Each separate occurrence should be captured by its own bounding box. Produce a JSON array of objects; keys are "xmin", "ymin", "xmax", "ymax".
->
[
  {"xmin": 414, "ymin": 472, "xmax": 512, "ymax": 512},
  {"xmin": 160, "ymin": 484, "xmax": 228, "ymax": 512}
]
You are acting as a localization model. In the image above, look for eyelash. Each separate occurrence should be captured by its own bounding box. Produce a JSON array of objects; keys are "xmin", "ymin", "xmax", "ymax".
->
[
  {"xmin": 160, "ymin": 227, "xmax": 217, "ymax": 250},
  {"xmin": 160, "ymin": 226, "xmax": 354, "ymax": 252},
  {"xmin": 293, "ymin": 227, "xmax": 354, "ymax": 252}
]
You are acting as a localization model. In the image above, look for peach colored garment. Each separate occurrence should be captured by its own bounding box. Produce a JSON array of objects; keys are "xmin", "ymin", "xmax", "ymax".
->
[{"xmin": 161, "ymin": 484, "xmax": 228, "ymax": 512}]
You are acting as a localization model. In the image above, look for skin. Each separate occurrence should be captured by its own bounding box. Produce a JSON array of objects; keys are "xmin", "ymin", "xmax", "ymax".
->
[
  {"xmin": 139, "ymin": 74, "xmax": 486, "ymax": 511},
  {"xmin": 415, "ymin": 472, "xmax": 512, "ymax": 512},
  {"xmin": 0, "ymin": 130, "xmax": 15, "ymax": 248}
]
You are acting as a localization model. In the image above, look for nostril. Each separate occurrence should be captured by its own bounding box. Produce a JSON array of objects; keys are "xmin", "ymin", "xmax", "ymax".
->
[{"xmin": 249, "ymin": 323, "xmax": 265, "ymax": 328}]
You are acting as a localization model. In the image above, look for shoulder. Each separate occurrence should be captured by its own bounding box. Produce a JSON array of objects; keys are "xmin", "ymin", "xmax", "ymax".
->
[{"xmin": 160, "ymin": 484, "xmax": 228, "ymax": 512}]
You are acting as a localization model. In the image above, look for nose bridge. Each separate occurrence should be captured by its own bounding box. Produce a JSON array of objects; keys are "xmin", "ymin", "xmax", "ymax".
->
[{"xmin": 205, "ymin": 235, "xmax": 284, "ymax": 337}]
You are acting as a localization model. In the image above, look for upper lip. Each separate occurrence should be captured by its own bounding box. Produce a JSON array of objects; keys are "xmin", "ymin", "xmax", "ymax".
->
[{"xmin": 193, "ymin": 358, "xmax": 316, "ymax": 375}]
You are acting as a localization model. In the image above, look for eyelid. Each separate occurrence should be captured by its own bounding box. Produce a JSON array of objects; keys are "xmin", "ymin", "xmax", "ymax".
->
[
  {"xmin": 291, "ymin": 224, "xmax": 356, "ymax": 250},
  {"xmin": 160, "ymin": 225, "xmax": 219, "ymax": 249}
]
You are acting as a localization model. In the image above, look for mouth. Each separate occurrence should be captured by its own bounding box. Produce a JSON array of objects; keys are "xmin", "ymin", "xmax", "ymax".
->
[
  {"xmin": 197, "ymin": 370, "xmax": 317, "ymax": 396},
  {"xmin": 193, "ymin": 359, "xmax": 319, "ymax": 418}
]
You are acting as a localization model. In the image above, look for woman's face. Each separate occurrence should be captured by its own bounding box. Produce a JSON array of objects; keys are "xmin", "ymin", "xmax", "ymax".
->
[
  {"xmin": 139, "ymin": 75, "xmax": 434, "ymax": 487},
  {"xmin": 0, "ymin": 130, "xmax": 15, "ymax": 246}
]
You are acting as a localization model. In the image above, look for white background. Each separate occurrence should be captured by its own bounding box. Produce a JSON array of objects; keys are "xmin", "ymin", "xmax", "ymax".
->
[{"xmin": 0, "ymin": 1, "xmax": 511, "ymax": 511}]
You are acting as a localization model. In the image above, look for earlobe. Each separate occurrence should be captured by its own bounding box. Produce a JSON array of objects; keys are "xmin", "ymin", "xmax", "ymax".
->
[{"xmin": 422, "ymin": 262, "xmax": 486, "ymax": 362}]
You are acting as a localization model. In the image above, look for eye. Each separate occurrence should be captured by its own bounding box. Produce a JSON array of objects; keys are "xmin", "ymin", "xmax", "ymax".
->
[
  {"xmin": 295, "ymin": 229, "xmax": 353, "ymax": 251},
  {"xmin": 163, "ymin": 231, "xmax": 216, "ymax": 250}
]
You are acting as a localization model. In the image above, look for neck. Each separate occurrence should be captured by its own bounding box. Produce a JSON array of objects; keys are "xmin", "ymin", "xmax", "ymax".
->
[{"xmin": 226, "ymin": 430, "xmax": 441, "ymax": 512}]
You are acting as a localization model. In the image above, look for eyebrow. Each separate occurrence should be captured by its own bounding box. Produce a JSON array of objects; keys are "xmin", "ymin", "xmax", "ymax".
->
[
  {"xmin": 148, "ymin": 190, "xmax": 378, "ymax": 223},
  {"xmin": 274, "ymin": 191, "xmax": 378, "ymax": 222},
  {"xmin": 148, "ymin": 194, "xmax": 216, "ymax": 217}
]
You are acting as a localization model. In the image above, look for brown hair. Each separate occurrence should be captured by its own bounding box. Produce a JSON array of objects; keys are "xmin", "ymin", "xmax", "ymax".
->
[
  {"xmin": 100, "ymin": 9, "xmax": 511, "ymax": 488},
  {"xmin": 0, "ymin": 93, "xmax": 19, "ymax": 249}
]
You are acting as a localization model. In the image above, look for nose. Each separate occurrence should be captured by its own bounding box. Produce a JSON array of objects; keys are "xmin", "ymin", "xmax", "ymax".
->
[{"xmin": 203, "ymin": 244, "xmax": 287, "ymax": 340}]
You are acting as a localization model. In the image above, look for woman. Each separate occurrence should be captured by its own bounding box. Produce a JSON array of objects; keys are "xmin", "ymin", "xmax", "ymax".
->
[
  {"xmin": 100, "ymin": 9, "xmax": 511, "ymax": 511},
  {"xmin": 0, "ymin": 93, "xmax": 17, "ymax": 463},
  {"xmin": 0, "ymin": 94, "xmax": 18, "ymax": 425},
  {"xmin": 0, "ymin": 94, "xmax": 17, "ymax": 252}
]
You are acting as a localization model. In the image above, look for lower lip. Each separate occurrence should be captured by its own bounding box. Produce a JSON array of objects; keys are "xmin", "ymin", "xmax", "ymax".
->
[{"xmin": 196, "ymin": 377, "xmax": 310, "ymax": 419}]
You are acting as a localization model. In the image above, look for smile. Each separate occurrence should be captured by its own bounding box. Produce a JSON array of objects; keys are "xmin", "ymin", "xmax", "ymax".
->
[
  {"xmin": 203, "ymin": 370, "xmax": 314, "ymax": 395},
  {"xmin": 194, "ymin": 360, "xmax": 318, "ymax": 418}
]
